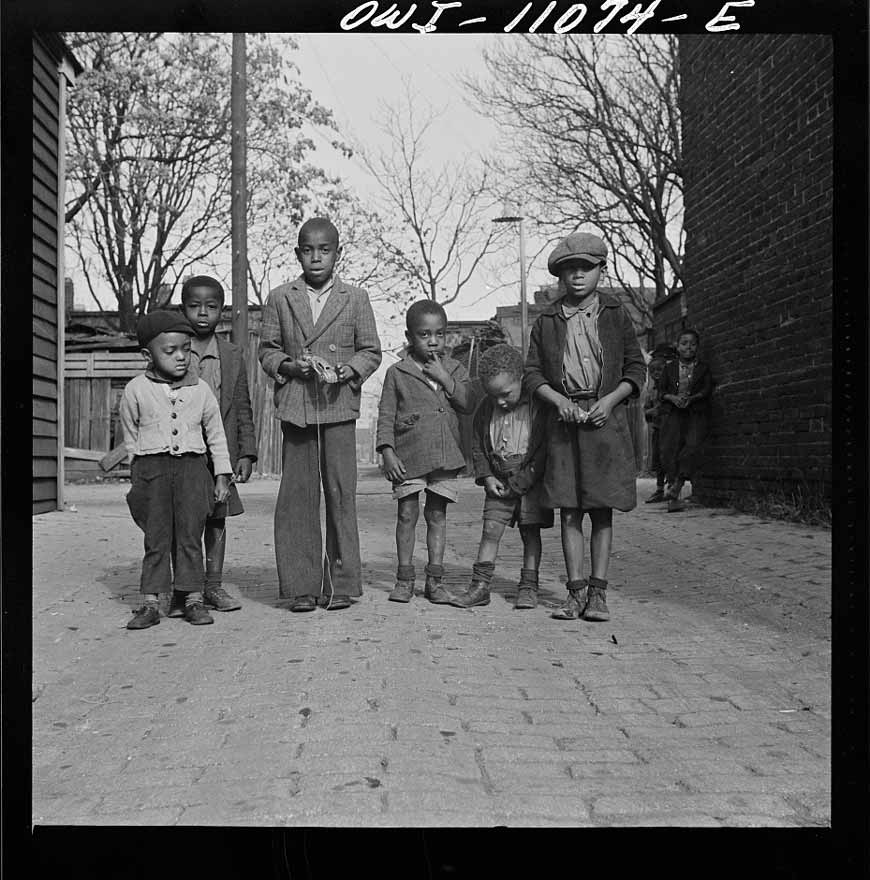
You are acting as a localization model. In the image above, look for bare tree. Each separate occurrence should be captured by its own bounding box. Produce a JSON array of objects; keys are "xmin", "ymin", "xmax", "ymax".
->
[
  {"xmin": 357, "ymin": 89, "xmax": 509, "ymax": 307},
  {"xmin": 65, "ymin": 33, "xmax": 338, "ymax": 332},
  {"xmin": 466, "ymin": 35, "xmax": 682, "ymax": 323}
]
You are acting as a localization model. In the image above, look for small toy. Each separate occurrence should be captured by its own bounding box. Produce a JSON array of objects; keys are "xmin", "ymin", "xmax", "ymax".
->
[{"xmin": 302, "ymin": 352, "xmax": 339, "ymax": 384}]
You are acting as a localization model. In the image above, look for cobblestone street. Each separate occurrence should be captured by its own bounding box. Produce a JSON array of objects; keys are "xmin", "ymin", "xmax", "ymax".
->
[{"xmin": 32, "ymin": 471, "xmax": 831, "ymax": 828}]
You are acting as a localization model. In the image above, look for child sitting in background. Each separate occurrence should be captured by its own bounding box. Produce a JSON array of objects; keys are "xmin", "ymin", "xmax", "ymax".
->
[
  {"xmin": 449, "ymin": 344, "xmax": 552, "ymax": 610},
  {"xmin": 120, "ymin": 311, "xmax": 231, "ymax": 629},
  {"xmin": 376, "ymin": 300, "xmax": 475, "ymax": 604}
]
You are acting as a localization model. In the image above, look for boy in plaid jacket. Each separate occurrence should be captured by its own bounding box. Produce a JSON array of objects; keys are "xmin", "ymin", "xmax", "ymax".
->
[{"xmin": 258, "ymin": 218, "xmax": 382, "ymax": 611}]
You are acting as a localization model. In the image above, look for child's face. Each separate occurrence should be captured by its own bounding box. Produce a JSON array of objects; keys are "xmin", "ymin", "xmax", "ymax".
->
[
  {"xmin": 649, "ymin": 359, "xmax": 665, "ymax": 383},
  {"xmin": 406, "ymin": 313, "xmax": 446, "ymax": 362},
  {"xmin": 483, "ymin": 371, "xmax": 523, "ymax": 411},
  {"xmin": 559, "ymin": 259, "xmax": 602, "ymax": 301},
  {"xmin": 677, "ymin": 334, "xmax": 698, "ymax": 361},
  {"xmin": 295, "ymin": 227, "xmax": 341, "ymax": 287},
  {"xmin": 144, "ymin": 331, "xmax": 192, "ymax": 381},
  {"xmin": 182, "ymin": 285, "xmax": 224, "ymax": 337}
]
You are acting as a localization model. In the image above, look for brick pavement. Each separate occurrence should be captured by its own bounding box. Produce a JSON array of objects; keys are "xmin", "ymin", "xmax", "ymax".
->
[{"xmin": 32, "ymin": 472, "xmax": 830, "ymax": 827}]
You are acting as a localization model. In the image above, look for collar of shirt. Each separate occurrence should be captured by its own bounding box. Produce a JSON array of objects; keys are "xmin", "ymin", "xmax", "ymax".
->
[
  {"xmin": 306, "ymin": 279, "xmax": 334, "ymax": 301},
  {"xmin": 191, "ymin": 333, "xmax": 220, "ymax": 361},
  {"xmin": 144, "ymin": 368, "xmax": 199, "ymax": 389},
  {"xmin": 562, "ymin": 292, "xmax": 599, "ymax": 320}
]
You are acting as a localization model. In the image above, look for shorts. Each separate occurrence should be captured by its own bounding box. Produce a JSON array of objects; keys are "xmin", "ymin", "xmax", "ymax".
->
[
  {"xmin": 482, "ymin": 481, "xmax": 554, "ymax": 528},
  {"xmin": 392, "ymin": 468, "xmax": 462, "ymax": 503}
]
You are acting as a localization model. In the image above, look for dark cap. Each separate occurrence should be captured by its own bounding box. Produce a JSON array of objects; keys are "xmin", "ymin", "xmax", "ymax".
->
[
  {"xmin": 136, "ymin": 310, "xmax": 196, "ymax": 348},
  {"xmin": 547, "ymin": 232, "xmax": 608, "ymax": 276}
]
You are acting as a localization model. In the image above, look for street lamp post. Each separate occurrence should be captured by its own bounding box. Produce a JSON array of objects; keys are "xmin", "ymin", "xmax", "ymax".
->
[{"xmin": 493, "ymin": 202, "xmax": 528, "ymax": 357}]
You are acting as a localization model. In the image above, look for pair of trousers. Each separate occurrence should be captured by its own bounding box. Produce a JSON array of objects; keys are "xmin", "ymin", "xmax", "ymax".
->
[
  {"xmin": 275, "ymin": 420, "xmax": 362, "ymax": 599},
  {"xmin": 659, "ymin": 407, "xmax": 709, "ymax": 483},
  {"xmin": 126, "ymin": 453, "xmax": 213, "ymax": 594}
]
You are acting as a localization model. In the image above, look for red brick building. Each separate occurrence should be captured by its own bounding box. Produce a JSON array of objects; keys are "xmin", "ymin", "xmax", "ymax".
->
[{"xmin": 679, "ymin": 35, "xmax": 832, "ymax": 505}]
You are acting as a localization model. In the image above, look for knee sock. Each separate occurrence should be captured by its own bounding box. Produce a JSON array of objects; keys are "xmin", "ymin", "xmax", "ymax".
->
[
  {"xmin": 566, "ymin": 578, "xmax": 587, "ymax": 593},
  {"xmin": 425, "ymin": 563, "xmax": 445, "ymax": 580},
  {"xmin": 471, "ymin": 561, "xmax": 495, "ymax": 584},
  {"xmin": 588, "ymin": 576, "xmax": 607, "ymax": 591},
  {"xmin": 396, "ymin": 564, "xmax": 415, "ymax": 582}
]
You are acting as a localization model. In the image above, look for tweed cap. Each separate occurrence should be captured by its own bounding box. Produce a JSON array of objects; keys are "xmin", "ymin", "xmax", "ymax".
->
[
  {"xmin": 136, "ymin": 310, "xmax": 196, "ymax": 348},
  {"xmin": 547, "ymin": 232, "xmax": 608, "ymax": 276}
]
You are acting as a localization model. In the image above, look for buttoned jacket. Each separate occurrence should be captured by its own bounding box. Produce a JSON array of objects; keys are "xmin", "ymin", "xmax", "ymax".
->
[
  {"xmin": 376, "ymin": 354, "xmax": 476, "ymax": 480},
  {"xmin": 258, "ymin": 274, "xmax": 382, "ymax": 427},
  {"xmin": 214, "ymin": 336, "xmax": 258, "ymax": 465},
  {"xmin": 119, "ymin": 374, "xmax": 232, "ymax": 475},
  {"xmin": 658, "ymin": 359, "xmax": 714, "ymax": 415},
  {"xmin": 524, "ymin": 291, "xmax": 647, "ymax": 403}
]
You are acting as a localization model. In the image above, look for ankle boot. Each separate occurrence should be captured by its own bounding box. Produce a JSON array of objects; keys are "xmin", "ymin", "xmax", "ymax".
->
[
  {"xmin": 583, "ymin": 577, "xmax": 610, "ymax": 621},
  {"xmin": 551, "ymin": 578, "xmax": 588, "ymax": 620},
  {"xmin": 450, "ymin": 562, "xmax": 493, "ymax": 608},
  {"xmin": 423, "ymin": 564, "xmax": 453, "ymax": 604},
  {"xmin": 389, "ymin": 565, "xmax": 415, "ymax": 603},
  {"xmin": 514, "ymin": 568, "xmax": 539, "ymax": 610}
]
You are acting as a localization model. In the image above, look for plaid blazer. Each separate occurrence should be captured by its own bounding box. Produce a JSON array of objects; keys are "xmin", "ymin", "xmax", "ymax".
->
[
  {"xmin": 376, "ymin": 354, "xmax": 476, "ymax": 480},
  {"xmin": 258, "ymin": 274, "xmax": 382, "ymax": 427}
]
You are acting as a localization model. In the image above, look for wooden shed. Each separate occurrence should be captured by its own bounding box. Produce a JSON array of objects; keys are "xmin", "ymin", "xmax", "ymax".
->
[{"xmin": 32, "ymin": 34, "xmax": 81, "ymax": 513}]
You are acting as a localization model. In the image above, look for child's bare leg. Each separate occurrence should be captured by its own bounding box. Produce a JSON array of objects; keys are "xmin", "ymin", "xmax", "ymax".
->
[
  {"xmin": 552, "ymin": 508, "xmax": 587, "ymax": 620},
  {"xmin": 519, "ymin": 525, "xmax": 542, "ymax": 571},
  {"xmin": 560, "ymin": 508, "xmax": 585, "ymax": 581},
  {"xmin": 514, "ymin": 525, "xmax": 543, "ymax": 610},
  {"xmin": 585, "ymin": 508, "xmax": 612, "ymax": 621},
  {"xmin": 423, "ymin": 492, "xmax": 448, "ymax": 568},
  {"xmin": 396, "ymin": 494, "xmax": 420, "ymax": 568},
  {"xmin": 203, "ymin": 519, "xmax": 241, "ymax": 611},
  {"xmin": 476, "ymin": 518, "xmax": 506, "ymax": 564},
  {"xmin": 389, "ymin": 494, "xmax": 420, "ymax": 603}
]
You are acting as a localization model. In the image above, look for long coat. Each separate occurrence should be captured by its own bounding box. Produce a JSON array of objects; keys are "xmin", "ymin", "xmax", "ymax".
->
[
  {"xmin": 523, "ymin": 291, "xmax": 647, "ymax": 511},
  {"xmin": 216, "ymin": 336, "xmax": 258, "ymax": 467},
  {"xmin": 376, "ymin": 354, "xmax": 475, "ymax": 480},
  {"xmin": 258, "ymin": 274, "xmax": 382, "ymax": 427}
]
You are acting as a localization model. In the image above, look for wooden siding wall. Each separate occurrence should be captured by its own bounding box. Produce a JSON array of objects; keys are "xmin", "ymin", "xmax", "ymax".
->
[{"xmin": 33, "ymin": 36, "xmax": 62, "ymax": 514}]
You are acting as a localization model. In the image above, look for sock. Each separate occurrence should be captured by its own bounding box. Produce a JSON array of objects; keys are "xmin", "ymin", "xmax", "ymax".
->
[
  {"xmin": 566, "ymin": 578, "xmax": 587, "ymax": 592},
  {"xmin": 396, "ymin": 564, "xmax": 415, "ymax": 581},
  {"xmin": 142, "ymin": 593, "xmax": 159, "ymax": 605},
  {"xmin": 519, "ymin": 568, "xmax": 539, "ymax": 587},
  {"xmin": 425, "ymin": 563, "xmax": 445, "ymax": 579},
  {"xmin": 184, "ymin": 591, "xmax": 204, "ymax": 607},
  {"xmin": 205, "ymin": 575, "xmax": 222, "ymax": 591},
  {"xmin": 588, "ymin": 577, "xmax": 608, "ymax": 590},
  {"xmin": 471, "ymin": 561, "xmax": 495, "ymax": 584}
]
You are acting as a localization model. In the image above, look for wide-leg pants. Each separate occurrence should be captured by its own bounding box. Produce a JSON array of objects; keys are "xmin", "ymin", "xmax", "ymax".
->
[{"xmin": 274, "ymin": 420, "xmax": 362, "ymax": 599}]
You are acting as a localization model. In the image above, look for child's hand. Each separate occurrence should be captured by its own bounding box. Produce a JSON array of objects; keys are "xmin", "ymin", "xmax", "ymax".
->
[
  {"xmin": 381, "ymin": 448, "xmax": 407, "ymax": 484},
  {"xmin": 484, "ymin": 476, "xmax": 507, "ymax": 498},
  {"xmin": 214, "ymin": 474, "xmax": 231, "ymax": 503},
  {"xmin": 234, "ymin": 457, "xmax": 253, "ymax": 483},
  {"xmin": 421, "ymin": 354, "xmax": 452, "ymax": 389},
  {"xmin": 588, "ymin": 395, "xmax": 615, "ymax": 428},
  {"xmin": 280, "ymin": 358, "xmax": 314, "ymax": 380},
  {"xmin": 336, "ymin": 364, "xmax": 357, "ymax": 383},
  {"xmin": 553, "ymin": 394, "xmax": 580, "ymax": 423}
]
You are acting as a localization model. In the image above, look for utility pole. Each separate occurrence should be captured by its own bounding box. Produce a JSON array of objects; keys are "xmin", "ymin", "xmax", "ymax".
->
[{"xmin": 231, "ymin": 33, "xmax": 248, "ymax": 345}]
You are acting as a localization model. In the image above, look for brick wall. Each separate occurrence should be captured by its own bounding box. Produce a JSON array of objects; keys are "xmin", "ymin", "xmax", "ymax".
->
[{"xmin": 679, "ymin": 35, "xmax": 832, "ymax": 505}]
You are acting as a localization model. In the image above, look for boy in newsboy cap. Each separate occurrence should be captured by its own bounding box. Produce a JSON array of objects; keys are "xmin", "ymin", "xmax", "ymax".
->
[
  {"xmin": 119, "ymin": 310, "xmax": 232, "ymax": 629},
  {"xmin": 525, "ymin": 231, "xmax": 646, "ymax": 623}
]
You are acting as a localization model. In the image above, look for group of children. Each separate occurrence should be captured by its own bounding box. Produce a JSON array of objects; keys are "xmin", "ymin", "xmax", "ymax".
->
[{"xmin": 121, "ymin": 219, "xmax": 711, "ymax": 631}]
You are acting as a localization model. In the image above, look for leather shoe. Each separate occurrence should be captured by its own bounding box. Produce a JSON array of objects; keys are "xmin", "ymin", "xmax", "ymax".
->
[
  {"xmin": 127, "ymin": 604, "xmax": 160, "ymax": 630},
  {"xmin": 645, "ymin": 489, "xmax": 666, "ymax": 503},
  {"xmin": 167, "ymin": 591, "xmax": 186, "ymax": 618},
  {"xmin": 204, "ymin": 585, "xmax": 241, "ymax": 612},
  {"xmin": 321, "ymin": 595, "xmax": 352, "ymax": 610},
  {"xmin": 184, "ymin": 602, "xmax": 214, "ymax": 625},
  {"xmin": 389, "ymin": 580, "xmax": 414, "ymax": 602},
  {"xmin": 289, "ymin": 595, "xmax": 317, "ymax": 612},
  {"xmin": 449, "ymin": 581, "xmax": 490, "ymax": 608},
  {"xmin": 424, "ymin": 579, "xmax": 456, "ymax": 605}
]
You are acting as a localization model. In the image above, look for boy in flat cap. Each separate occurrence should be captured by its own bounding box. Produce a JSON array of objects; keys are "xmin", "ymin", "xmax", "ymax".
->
[
  {"xmin": 524, "ymin": 232, "xmax": 646, "ymax": 622},
  {"xmin": 119, "ymin": 310, "xmax": 232, "ymax": 630}
]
